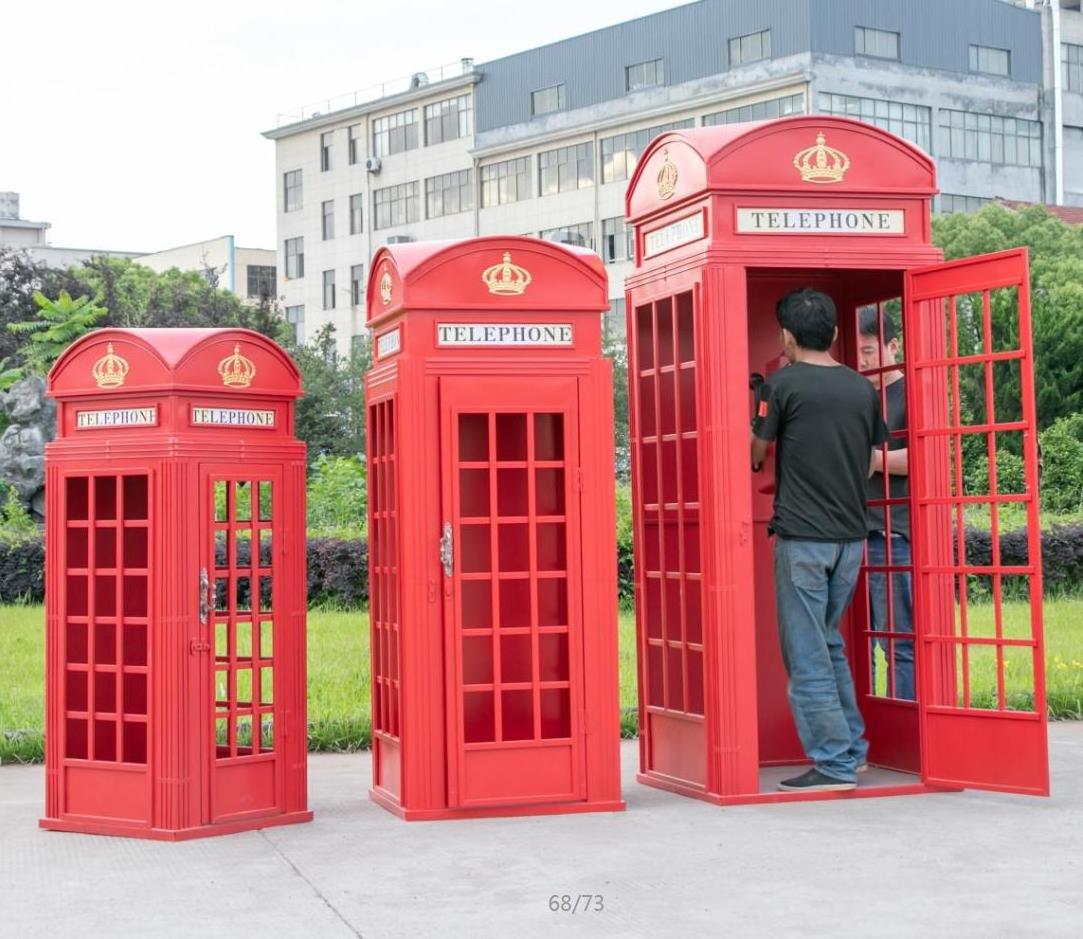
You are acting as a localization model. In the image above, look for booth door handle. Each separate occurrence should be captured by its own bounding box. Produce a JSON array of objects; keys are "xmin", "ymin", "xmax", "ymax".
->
[
  {"xmin": 440, "ymin": 523, "xmax": 454, "ymax": 578},
  {"xmin": 199, "ymin": 567, "xmax": 210, "ymax": 624}
]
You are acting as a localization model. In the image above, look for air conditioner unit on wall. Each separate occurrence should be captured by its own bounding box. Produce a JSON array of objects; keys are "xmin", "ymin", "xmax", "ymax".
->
[
  {"xmin": 386, "ymin": 235, "xmax": 414, "ymax": 244},
  {"xmin": 366, "ymin": 157, "xmax": 382, "ymax": 173}
]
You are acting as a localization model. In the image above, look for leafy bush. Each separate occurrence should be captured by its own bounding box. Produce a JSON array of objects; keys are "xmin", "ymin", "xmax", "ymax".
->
[
  {"xmin": 307, "ymin": 537, "xmax": 368, "ymax": 608},
  {"xmin": 615, "ymin": 482, "xmax": 634, "ymax": 608},
  {"xmin": 0, "ymin": 534, "xmax": 44, "ymax": 602},
  {"xmin": 0, "ymin": 485, "xmax": 37, "ymax": 537},
  {"xmin": 1040, "ymin": 415, "xmax": 1083, "ymax": 514},
  {"xmin": 307, "ymin": 454, "xmax": 366, "ymax": 536}
]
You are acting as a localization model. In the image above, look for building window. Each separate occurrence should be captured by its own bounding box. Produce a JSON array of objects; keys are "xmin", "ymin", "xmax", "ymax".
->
[
  {"xmin": 1061, "ymin": 42, "xmax": 1083, "ymax": 93},
  {"xmin": 539, "ymin": 143, "xmax": 594, "ymax": 196},
  {"xmin": 539, "ymin": 222, "xmax": 594, "ymax": 251},
  {"xmin": 284, "ymin": 237, "xmax": 304, "ymax": 279},
  {"xmin": 600, "ymin": 119, "xmax": 694, "ymax": 184},
  {"xmin": 729, "ymin": 29, "xmax": 771, "ymax": 66},
  {"xmin": 322, "ymin": 270, "xmax": 336, "ymax": 310},
  {"xmin": 938, "ymin": 109, "xmax": 1042, "ymax": 167},
  {"xmin": 373, "ymin": 181, "xmax": 420, "ymax": 230},
  {"xmin": 350, "ymin": 264, "xmax": 365, "ymax": 307},
  {"xmin": 320, "ymin": 131, "xmax": 333, "ymax": 172},
  {"xmin": 818, "ymin": 93, "xmax": 931, "ymax": 152},
  {"xmin": 605, "ymin": 297, "xmax": 627, "ymax": 344},
  {"xmin": 350, "ymin": 193, "xmax": 363, "ymax": 235},
  {"xmin": 283, "ymin": 170, "xmax": 302, "ymax": 212},
  {"xmin": 970, "ymin": 45, "xmax": 1010, "ymax": 77},
  {"xmin": 531, "ymin": 84, "xmax": 565, "ymax": 116},
  {"xmin": 480, "ymin": 156, "xmax": 532, "ymax": 207},
  {"xmin": 425, "ymin": 169, "xmax": 474, "ymax": 219},
  {"xmin": 246, "ymin": 265, "xmax": 276, "ymax": 299},
  {"xmin": 285, "ymin": 305, "xmax": 304, "ymax": 343},
  {"xmin": 425, "ymin": 94, "xmax": 473, "ymax": 145},
  {"xmin": 703, "ymin": 93, "xmax": 805, "ymax": 127},
  {"xmin": 854, "ymin": 26, "xmax": 900, "ymax": 61},
  {"xmin": 348, "ymin": 124, "xmax": 362, "ymax": 165},
  {"xmin": 601, "ymin": 216, "xmax": 634, "ymax": 263},
  {"xmin": 626, "ymin": 58, "xmax": 664, "ymax": 92},
  {"xmin": 372, "ymin": 108, "xmax": 419, "ymax": 157},
  {"xmin": 938, "ymin": 193, "xmax": 991, "ymax": 215},
  {"xmin": 321, "ymin": 200, "xmax": 335, "ymax": 241}
]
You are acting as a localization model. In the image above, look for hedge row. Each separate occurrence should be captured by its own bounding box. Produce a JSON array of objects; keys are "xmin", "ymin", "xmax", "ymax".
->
[{"xmin": 2, "ymin": 525, "xmax": 1081, "ymax": 607}]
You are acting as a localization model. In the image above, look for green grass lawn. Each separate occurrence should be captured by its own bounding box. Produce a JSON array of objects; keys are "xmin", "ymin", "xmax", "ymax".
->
[{"xmin": 2, "ymin": 601, "xmax": 1081, "ymax": 763}]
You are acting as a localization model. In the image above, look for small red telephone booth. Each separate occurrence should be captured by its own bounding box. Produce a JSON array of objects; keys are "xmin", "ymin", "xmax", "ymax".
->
[
  {"xmin": 364, "ymin": 237, "xmax": 624, "ymax": 820},
  {"xmin": 42, "ymin": 328, "xmax": 312, "ymax": 838},
  {"xmin": 624, "ymin": 116, "xmax": 1049, "ymax": 804}
]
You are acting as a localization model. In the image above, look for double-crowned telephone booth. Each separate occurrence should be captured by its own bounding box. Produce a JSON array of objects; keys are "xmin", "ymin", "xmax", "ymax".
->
[
  {"xmin": 364, "ymin": 237, "xmax": 624, "ymax": 820},
  {"xmin": 42, "ymin": 328, "xmax": 312, "ymax": 839},
  {"xmin": 624, "ymin": 116, "xmax": 1049, "ymax": 804}
]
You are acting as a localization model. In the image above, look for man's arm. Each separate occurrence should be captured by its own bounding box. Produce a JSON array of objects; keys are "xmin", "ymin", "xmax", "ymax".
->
[
  {"xmin": 871, "ymin": 446, "xmax": 908, "ymax": 476},
  {"xmin": 751, "ymin": 434, "xmax": 770, "ymax": 471}
]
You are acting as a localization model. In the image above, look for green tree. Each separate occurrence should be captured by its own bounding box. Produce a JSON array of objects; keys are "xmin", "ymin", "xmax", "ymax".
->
[
  {"xmin": 2, "ymin": 290, "xmax": 107, "ymax": 386},
  {"xmin": 604, "ymin": 334, "xmax": 630, "ymax": 481},
  {"xmin": 288, "ymin": 324, "xmax": 370, "ymax": 463},
  {"xmin": 933, "ymin": 203, "xmax": 1083, "ymax": 432}
]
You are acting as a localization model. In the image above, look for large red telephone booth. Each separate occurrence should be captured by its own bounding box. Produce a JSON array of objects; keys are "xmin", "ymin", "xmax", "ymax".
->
[
  {"xmin": 42, "ymin": 328, "xmax": 312, "ymax": 838},
  {"xmin": 364, "ymin": 237, "xmax": 624, "ymax": 820},
  {"xmin": 624, "ymin": 116, "xmax": 1049, "ymax": 804}
]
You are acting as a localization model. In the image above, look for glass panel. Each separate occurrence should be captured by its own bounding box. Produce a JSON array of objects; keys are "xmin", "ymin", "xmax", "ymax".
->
[
  {"xmin": 123, "ymin": 721, "xmax": 147, "ymax": 764},
  {"xmin": 123, "ymin": 672, "xmax": 147, "ymax": 714},
  {"xmin": 123, "ymin": 528, "xmax": 148, "ymax": 568},
  {"xmin": 460, "ymin": 524, "xmax": 492, "ymax": 573},
  {"xmin": 497, "ymin": 523, "xmax": 530, "ymax": 572},
  {"xmin": 496, "ymin": 413, "xmax": 528, "ymax": 461},
  {"xmin": 94, "ymin": 528, "xmax": 116, "ymax": 569},
  {"xmin": 65, "ymin": 718, "xmax": 88, "ymax": 759},
  {"xmin": 94, "ymin": 575, "xmax": 116, "ymax": 617},
  {"xmin": 66, "ymin": 669, "xmax": 88, "ymax": 711},
  {"xmin": 66, "ymin": 477, "xmax": 89, "ymax": 520},
  {"xmin": 94, "ymin": 476, "xmax": 117, "ymax": 520},
  {"xmin": 500, "ymin": 634, "xmax": 533, "ymax": 684},
  {"xmin": 536, "ymin": 523, "xmax": 567, "ymax": 571},
  {"xmin": 460, "ymin": 469, "xmax": 490, "ymax": 517},
  {"xmin": 462, "ymin": 635, "xmax": 494, "ymax": 685},
  {"xmin": 463, "ymin": 691, "xmax": 495, "ymax": 743},
  {"xmin": 259, "ymin": 576, "xmax": 272, "ymax": 612},
  {"xmin": 236, "ymin": 715, "xmax": 254, "ymax": 751},
  {"xmin": 459, "ymin": 413, "xmax": 489, "ymax": 461},
  {"xmin": 461, "ymin": 580, "xmax": 493, "ymax": 629},
  {"xmin": 123, "ymin": 624, "xmax": 147, "ymax": 666},
  {"xmin": 540, "ymin": 688, "xmax": 571, "ymax": 738},
  {"xmin": 94, "ymin": 719, "xmax": 116, "ymax": 761},
  {"xmin": 234, "ymin": 481, "xmax": 252, "ymax": 522},
  {"xmin": 66, "ymin": 622, "xmax": 88, "ymax": 663},
  {"xmin": 122, "ymin": 475, "xmax": 148, "ymax": 520},
  {"xmin": 260, "ymin": 714, "xmax": 274, "ymax": 749},
  {"xmin": 214, "ymin": 481, "xmax": 228, "ymax": 522},
  {"xmin": 259, "ymin": 530, "xmax": 272, "ymax": 567},
  {"xmin": 236, "ymin": 668, "xmax": 253, "ymax": 706},
  {"xmin": 258, "ymin": 481, "xmax": 272, "ymax": 520},
  {"xmin": 94, "ymin": 671, "xmax": 116, "ymax": 713},
  {"xmin": 235, "ymin": 529, "xmax": 252, "ymax": 568},
  {"xmin": 260, "ymin": 621, "xmax": 273, "ymax": 658},
  {"xmin": 122, "ymin": 576, "xmax": 148, "ymax": 617},
  {"xmin": 535, "ymin": 468, "xmax": 565, "ymax": 515},
  {"xmin": 537, "ymin": 577, "xmax": 567, "ymax": 627},
  {"xmin": 67, "ymin": 528, "xmax": 88, "ymax": 568},
  {"xmin": 539, "ymin": 632, "xmax": 569, "ymax": 682},
  {"xmin": 501, "ymin": 689, "xmax": 534, "ymax": 740},
  {"xmin": 496, "ymin": 469, "xmax": 529, "ymax": 516},
  {"xmin": 236, "ymin": 621, "xmax": 252, "ymax": 658},
  {"xmin": 534, "ymin": 413, "xmax": 564, "ymax": 460},
  {"xmin": 260, "ymin": 667, "xmax": 274, "ymax": 704},
  {"xmin": 236, "ymin": 577, "xmax": 251, "ymax": 612},
  {"xmin": 499, "ymin": 579, "xmax": 531, "ymax": 629},
  {"xmin": 215, "ymin": 578, "xmax": 229, "ymax": 612}
]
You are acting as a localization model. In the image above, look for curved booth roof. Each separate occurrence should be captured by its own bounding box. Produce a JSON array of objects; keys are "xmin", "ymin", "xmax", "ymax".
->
[
  {"xmin": 626, "ymin": 116, "xmax": 938, "ymax": 222},
  {"xmin": 367, "ymin": 236, "xmax": 608, "ymax": 326},
  {"xmin": 48, "ymin": 328, "xmax": 302, "ymax": 398}
]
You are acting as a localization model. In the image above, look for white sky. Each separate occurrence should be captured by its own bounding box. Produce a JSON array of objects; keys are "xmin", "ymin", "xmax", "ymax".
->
[{"xmin": 2, "ymin": 0, "xmax": 682, "ymax": 254}]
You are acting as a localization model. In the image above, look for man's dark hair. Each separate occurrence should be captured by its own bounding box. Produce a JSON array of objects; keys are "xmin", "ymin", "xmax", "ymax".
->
[
  {"xmin": 858, "ymin": 307, "xmax": 898, "ymax": 344},
  {"xmin": 776, "ymin": 288, "xmax": 837, "ymax": 351}
]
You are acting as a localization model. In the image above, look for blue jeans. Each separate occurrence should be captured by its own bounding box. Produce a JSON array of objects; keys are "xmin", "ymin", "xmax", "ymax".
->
[
  {"xmin": 867, "ymin": 532, "xmax": 915, "ymax": 701},
  {"xmin": 774, "ymin": 538, "xmax": 868, "ymax": 783}
]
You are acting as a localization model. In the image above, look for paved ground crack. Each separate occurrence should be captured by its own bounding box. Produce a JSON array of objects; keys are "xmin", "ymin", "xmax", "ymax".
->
[{"xmin": 260, "ymin": 830, "xmax": 363, "ymax": 938}]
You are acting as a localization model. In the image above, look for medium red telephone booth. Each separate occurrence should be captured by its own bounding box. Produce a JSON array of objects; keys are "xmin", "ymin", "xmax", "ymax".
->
[
  {"xmin": 42, "ymin": 328, "xmax": 312, "ymax": 838},
  {"xmin": 624, "ymin": 116, "xmax": 1049, "ymax": 804},
  {"xmin": 364, "ymin": 236, "xmax": 624, "ymax": 820}
]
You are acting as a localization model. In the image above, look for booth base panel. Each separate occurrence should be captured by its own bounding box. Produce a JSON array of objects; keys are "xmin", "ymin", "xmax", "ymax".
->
[
  {"xmin": 370, "ymin": 787, "xmax": 625, "ymax": 822},
  {"xmin": 39, "ymin": 809, "xmax": 313, "ymax": 841},
  {"xmin": 637, "ymin": 765, "xmax": 958, "ymax": 806}
]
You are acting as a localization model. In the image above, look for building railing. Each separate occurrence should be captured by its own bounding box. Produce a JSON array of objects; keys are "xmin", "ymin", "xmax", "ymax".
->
[{"xmin": 275, "ymin": 59, "xmax": 476, "ymax": 126}]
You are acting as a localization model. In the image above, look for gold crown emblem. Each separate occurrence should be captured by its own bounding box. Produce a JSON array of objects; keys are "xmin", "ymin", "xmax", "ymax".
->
[
  {"xmin": 218, "ymin": 344, "xmax": 256, "ymax": 388},
  {"xmin": 793, "ymin": 131, "xmax": 851, "ymax": 184},
  {"xmin": 379, "ymin": 270, "xmax": 393, "ymax": 305},
  {"xmin": 481, "ymin": 252, "xmax": 532, "ymax": 296},
  {"xmin": 91, "ymin": 343, "xmax": 129, "ymax": 388},
  {"xmin": 657, "ymin": 149, "xmax": 678, "ymax": 199}
]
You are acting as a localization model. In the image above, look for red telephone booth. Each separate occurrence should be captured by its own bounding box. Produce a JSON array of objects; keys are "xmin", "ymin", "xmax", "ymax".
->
[
  {"xmin": 41, "ymin": 328, "xmax": 312, "ymax": 838},
  {"xmin": 623, "ymin": 116, "xmax": 1049, "ymax": 804},
  {"xmin": 364, "ymin": 236, "xmax": 624, "ymax": 820}
]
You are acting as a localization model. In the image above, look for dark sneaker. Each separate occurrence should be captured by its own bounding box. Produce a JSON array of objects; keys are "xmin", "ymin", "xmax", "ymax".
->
[{"xmin": 778, "ymin": 769, "xmax": 856, "ymax": 792}]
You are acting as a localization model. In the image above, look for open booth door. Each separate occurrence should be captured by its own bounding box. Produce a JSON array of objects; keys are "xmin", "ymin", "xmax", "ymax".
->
[{"xmin": 905, "ymin": 248, "xmax": 1049, "ymax": 796}]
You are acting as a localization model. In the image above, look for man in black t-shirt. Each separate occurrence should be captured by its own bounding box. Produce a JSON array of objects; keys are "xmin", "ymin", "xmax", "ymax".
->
[
  {"xmin": 858, "ymin": 309, "xmax": 914, "ymax": 701},
  {"xmin": 751, "ymin": 288, "xmax": 889, "ymax": 792}
]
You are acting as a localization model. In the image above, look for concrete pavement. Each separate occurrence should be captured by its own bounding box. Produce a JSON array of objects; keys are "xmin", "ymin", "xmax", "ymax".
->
[{"xmin": 2, "ymin": 724, "xmax": 1081, "ymax": 938}]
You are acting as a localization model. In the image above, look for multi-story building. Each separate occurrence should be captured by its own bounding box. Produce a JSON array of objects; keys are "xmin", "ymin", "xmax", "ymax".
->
[
  {"xmin": 1, "ymin": 193, "xmax": 276, "ymax": 305},
  {"xmin": 264, "ymin": 0, "xmax": 1083, "ymax": 351}
]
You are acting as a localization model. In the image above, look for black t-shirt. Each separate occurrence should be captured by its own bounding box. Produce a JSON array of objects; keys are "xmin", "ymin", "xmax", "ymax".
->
[
  {"xmin": 867, "ymin": 376, "xmax": 909, "ymax": 538},
  {"xmin": 753, "ymin": 362, "xmax": 889, "ymax": 542}
]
